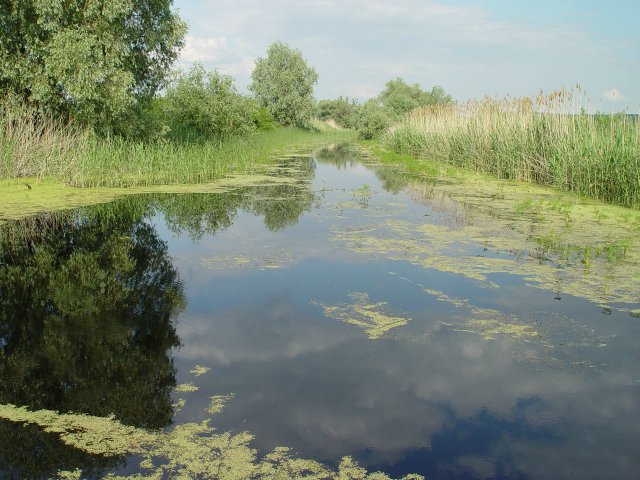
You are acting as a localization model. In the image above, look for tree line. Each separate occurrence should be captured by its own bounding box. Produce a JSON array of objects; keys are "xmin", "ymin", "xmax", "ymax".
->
[{"xmin": 0, "ymin": 1, "xmax": 452, "ymax": 142}]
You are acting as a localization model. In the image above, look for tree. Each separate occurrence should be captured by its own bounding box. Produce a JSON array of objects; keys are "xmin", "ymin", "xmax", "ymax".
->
[
  {"xmin": 164, "ymin": 63, "xmax": 257, "ymax": 141},
  {"xmin": 316, "ymin": 97, "xmax": 359, "ymax": 128},
  {"xmin": 0, "ymin": 0, "xmax": 186, "ymax": 132},
  {"xmin": 353, "ymin": 99, "xmax": 391, "ymax": 140},
  {"xmin": 379, "ymin": 77, "xmax": 452, "ymax": 117},
  {"xmin": 249, "ymin": 42, "xmax": 318, "ymax": 128}
]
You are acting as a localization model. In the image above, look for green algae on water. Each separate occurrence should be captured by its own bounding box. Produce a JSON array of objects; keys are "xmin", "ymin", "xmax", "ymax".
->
[
  {"xmin": 190, "ymin": 365, "xmax": 211, "ymax": 377},
  {"xmin": 313, "ymin": 292, "xmax": 410, "ymax": 339},
  {"xmin": 0, "ymin": 399, "xmax": 423, "ymax": 480},
  {"xmin": 175, "ymin": 383, "xmax": 199, "ymax": 393},
  {"xmin": 199, "ymin": 249, "xmax": 293, "ymax": 271},
  {"xmin": 0, "ymin": 171, "xmax": 307, "ymax": 226},
  {"xmin": 208, "ymin": 394, "xmax": 236, "ymax": 415}
]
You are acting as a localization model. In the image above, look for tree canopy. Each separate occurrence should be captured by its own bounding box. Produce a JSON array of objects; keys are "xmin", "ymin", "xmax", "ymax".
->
[
  {"xmin": 379, "ymin": 77, "xmax": 453, "ymax": 116},
  {"xmin": 0, "ymin": 0, "xmax": 186, "ymax": 131},
  {"xmin": 249, "ymin": 42, "xmax": 318, "ymax": 128},
  {"xmin": 164, "ymin": 63, "xmax": 257, "ymax": 141}
]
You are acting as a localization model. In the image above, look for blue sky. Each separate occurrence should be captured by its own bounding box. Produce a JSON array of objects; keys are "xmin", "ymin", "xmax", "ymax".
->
[{"xmin": 173, "ymin": 0, "xmax": 639, "ymax": 113}]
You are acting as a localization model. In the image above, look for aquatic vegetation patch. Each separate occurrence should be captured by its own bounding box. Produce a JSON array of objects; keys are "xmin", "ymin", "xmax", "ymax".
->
[
  {"xmin": 175, "ymin": 383, "xmax": 200, "ymax": 393},
  {"xmin": 466, "ymin": 310, "xmax": 540, "ymax": 341},
  {"xmin": 172, "ymin": 399, "xmax": 187, "ymax": 413},
  {"xmin": 0, "ymin": 404, "xmax": 155, "ymax": 456},
  {"xmin": 0, "ymin": 173, "xmax": 308, "ymax": 226},
  {"xmin": 199, "ymin": 248, "xmax": 293, "ymax": 271},
  {"xmin": 190, "ymin": 365, "xmax": 212, "ymax": 377},
  {"xmin": 1, "ymin": 393, "xmax": 423, "ymax": 480},
  {"xmin": 423, "ymin": 289, "xmax": 542, "ymax": 342},
  {"xmin": 208, "ymin": 394, "xmax": 236, "ymax": 415},
  {"xmin": 313, "ymin": 292, "xmax": 410, "ymax": 339},
  {"xmin": 331, "ymin": 194, "xmax": 640, "ymax": 306}
]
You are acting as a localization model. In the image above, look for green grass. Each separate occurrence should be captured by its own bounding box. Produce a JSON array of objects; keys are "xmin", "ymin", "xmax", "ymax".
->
[
  {"xmin": 0, "ymin": 105, "xmax": 354, "ymax": 188},
  {"xmin": 382, "ymin": 89, "xmax": 640, "ymax": 208}
]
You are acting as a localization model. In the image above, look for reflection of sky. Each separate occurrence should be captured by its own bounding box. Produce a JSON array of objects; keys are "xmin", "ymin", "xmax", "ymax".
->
[{"xmin": 162, "ymin": 151, "xmax": 640, "ymax": 480}]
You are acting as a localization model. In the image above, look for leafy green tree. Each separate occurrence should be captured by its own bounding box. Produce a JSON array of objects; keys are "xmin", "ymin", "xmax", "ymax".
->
[
  {"xmin": 0, "ymin": 0, "xmax": 186, "ymax": 132},
  {"xmin": 249, "ymin": 42, "xmax": 319, "ymax": 128},
  {"xmin": 316, "ymin": 97, "xmax": 359, "ymax": 128},
  {"xmin": 353, "ymin": 99, "xmax": 391, "ymax": 140},
  {"xmin": 164, "ymin": 63, "xmax": 257, "ymax": 141},
  {"xmin": 379, "ymin": 77, "xmax": 452, "ymax": 117}
]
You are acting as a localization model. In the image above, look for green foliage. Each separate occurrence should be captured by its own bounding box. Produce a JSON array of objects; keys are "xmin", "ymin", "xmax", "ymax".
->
[
  {"xmin": 0, "ymin": 0, "xmax": 186, "ymax": 133},
  {"xmin": 316, "ymin": 97, "xmax": 359, "ymax": 128},
  {"xmin": 252, "ymin": 106, "xmax": 276, "ymax": 131},
  {"xmin": 249, "ymin": 42, "xmax": 319, "ymax": 128},
  {"xmin": 0, "ymin": 103, "xmax": 354, "ymax": 187},
  {"xmin": 354, "ymin": 100, "xmax": 391, "ymax": 140},
  {"xmin": 379, "ymin": 77, "xmax": 452, "ymax": 117},
  {"xmin": 164, "ymin": 63, "xmax": 257, "ymax": 141},
  {"xmin": 382, "ymin": 90, "xmax": 640, "ymax": 208}
]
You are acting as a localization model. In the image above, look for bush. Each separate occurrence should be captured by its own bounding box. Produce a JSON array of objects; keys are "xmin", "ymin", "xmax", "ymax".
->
[
  {"xmin": 252, "ymin": 107, "xmax": 276, "ymax": 131},
  {"xmin": 316, "ymin": 97, "xmax": 359, "ymax": 128},
  {"xmin": 353, "ymin": 101, "xmax": 391, "ymax": 140},
  {"xmin": 164, "ymin": 63, "xmax": 256, "ymax": 141}
]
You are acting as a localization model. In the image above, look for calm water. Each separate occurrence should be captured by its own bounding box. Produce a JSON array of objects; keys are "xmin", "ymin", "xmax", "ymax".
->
[{"xmin": 1, "ymin": 144, "xmax": 639, "ymax": 479}]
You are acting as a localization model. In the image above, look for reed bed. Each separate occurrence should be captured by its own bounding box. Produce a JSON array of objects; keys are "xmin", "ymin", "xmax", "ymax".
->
[
  {"xmin": 0, "ymin": 104, "xmax": 87, "ymax": 182},
  {"xmin": 383, "ymin": 88, "xmax": 640, "ymax": 207},
  {"xmin": 1, "ymin": 105, "xmax": 353, "ymax": 188}
]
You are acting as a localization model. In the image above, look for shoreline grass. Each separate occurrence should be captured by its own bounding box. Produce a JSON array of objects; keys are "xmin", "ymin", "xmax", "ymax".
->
[
  {"xmin": 382, "ymin": 88, "xmax": 640, "ymax": 208},
  {"xmin": 1, "ymin": 105, "xmax": 354, "ymax": 188}
]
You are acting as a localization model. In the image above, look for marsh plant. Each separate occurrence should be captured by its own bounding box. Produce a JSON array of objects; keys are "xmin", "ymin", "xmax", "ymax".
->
[
  {"xmin": 0, "ymin": 102, "xmax": 352, "ymax": 188},
  {"xmin": 383, "ymin": 86, "xmax": 640, "ymax": 207}
]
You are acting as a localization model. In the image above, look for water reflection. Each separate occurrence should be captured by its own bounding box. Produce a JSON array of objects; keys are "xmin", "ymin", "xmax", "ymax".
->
[
  {"xmin": 1, "ymin": 145, "xmax": 639, "ymax": 479},
  {"xmin": 0, "ymin": 157, "xmax": 321, "ymax": 478},
  {"xmin": 0, "ymin": 200, "xmax": 183, "ymax": 478}
]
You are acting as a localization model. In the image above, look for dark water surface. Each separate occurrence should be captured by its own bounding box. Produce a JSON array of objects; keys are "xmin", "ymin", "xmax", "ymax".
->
[{"xmin": 1, "ymin": 145, "xmax": 639, "ymax": 479}]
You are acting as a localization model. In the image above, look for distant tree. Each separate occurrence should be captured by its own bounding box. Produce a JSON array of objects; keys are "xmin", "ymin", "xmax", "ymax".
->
[
  {"xmin": 0, "ymin": 0, "xmax": 186, "ymax": 132},
  {"xmin": 354, "ymin": 99, "xmax": 391, "ymax": 140},
  {"xmin": 164, "ymin": 63, "xmax": 257, "ymax": 141},
  {"xmin": 249, "ymin": 42, "xmax": 319, "ymax": 127},
  {"xmin": 379, "ymin": 77, "xmax": 452, "ymax": 117},
  {"xmin": 316, "ymin": 97, "xmax": 359, "ymax": 128}
]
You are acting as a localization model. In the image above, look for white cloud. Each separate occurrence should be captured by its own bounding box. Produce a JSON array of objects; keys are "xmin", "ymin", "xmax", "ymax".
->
[
  {"xmin": 180, "ymin": 35, "xmax": 228, "ymax": 62},
  {"xmin": 604, "ymin": 88, "xmax": 625, "ymax": 102}
]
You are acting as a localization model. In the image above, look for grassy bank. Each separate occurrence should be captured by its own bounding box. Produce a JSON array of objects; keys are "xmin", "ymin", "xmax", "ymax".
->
[
  {"xmin": 382, "ymin": 89, "xmax": 640, "ymax": 208},
  {"xmin": 0, "ymin": 106, "xmax": 353, "ymax": 188}
]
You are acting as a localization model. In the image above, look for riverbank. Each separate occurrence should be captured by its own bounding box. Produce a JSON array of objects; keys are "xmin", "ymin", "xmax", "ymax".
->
[
  {"xmin": 0, "ymin": 127, "xmax": 353, "ymax": 224},
  {"xmin": 1, "ymin": 111, "xmax": 353, "ymax": 187},
  {"xmin": 381, "ymin": 94, "xmax": 640, "ymax": 208}
]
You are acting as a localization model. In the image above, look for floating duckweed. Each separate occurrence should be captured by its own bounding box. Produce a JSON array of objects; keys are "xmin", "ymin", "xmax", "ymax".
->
[
  {"xmin": 467, "ymin": 315, "xmax": 539, "ymax": 341},
  {"xmin": 313, "ymin": 292, "xmax": 410, "ymax": 339},
  {"xmin": 423, "ymin": 288, "xmax": 470, "ymax": 308},
  {"xmin": 0, "ymin": 172, "xmax": 307, "ymax": 225},
  {"xmin": 190, "ymin": 365, "xmax": 211, "ymax": 377},
  {"xmin": 208, "ymin": 394, "xmax": 235, "ymax": 415},
  {"xmin": 0, "ymin": 402, "xmax": 423, "ymax": 480},
  {"xmin": 0, "ymin": 404, "xmax": 155, "ymax": 456},
  {"xmin": 172, "ymin": 399, "xmax": 186, "ymax": 412},
  {"xmin": 175, "ymin": 383, "xmax": 199, "ymax": 393},
  {"xmin": 199, "ymin": 249, "xmax": 292, "ymax": 271},
  {"xmin": 332, "ymin": 210, "xmax": 640, "ymax": 305}
]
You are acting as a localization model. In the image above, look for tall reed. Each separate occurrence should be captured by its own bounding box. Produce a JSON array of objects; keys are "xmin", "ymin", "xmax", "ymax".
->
[
  {"xmin": 0, "ymin": 103, "xmax": 87, "ymax": 181},
  {"xmin": 1, "ymin": 103, "xmax": 353, "ymax": 188},
  {"xmin": 383, "ymin": 87, "xmax": 640, "ymax": 207}
]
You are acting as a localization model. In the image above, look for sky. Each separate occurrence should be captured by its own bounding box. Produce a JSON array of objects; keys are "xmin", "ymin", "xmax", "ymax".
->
[{"xmin": 173, "ymin": 0, "xmax": 640, "ymax": 113}]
